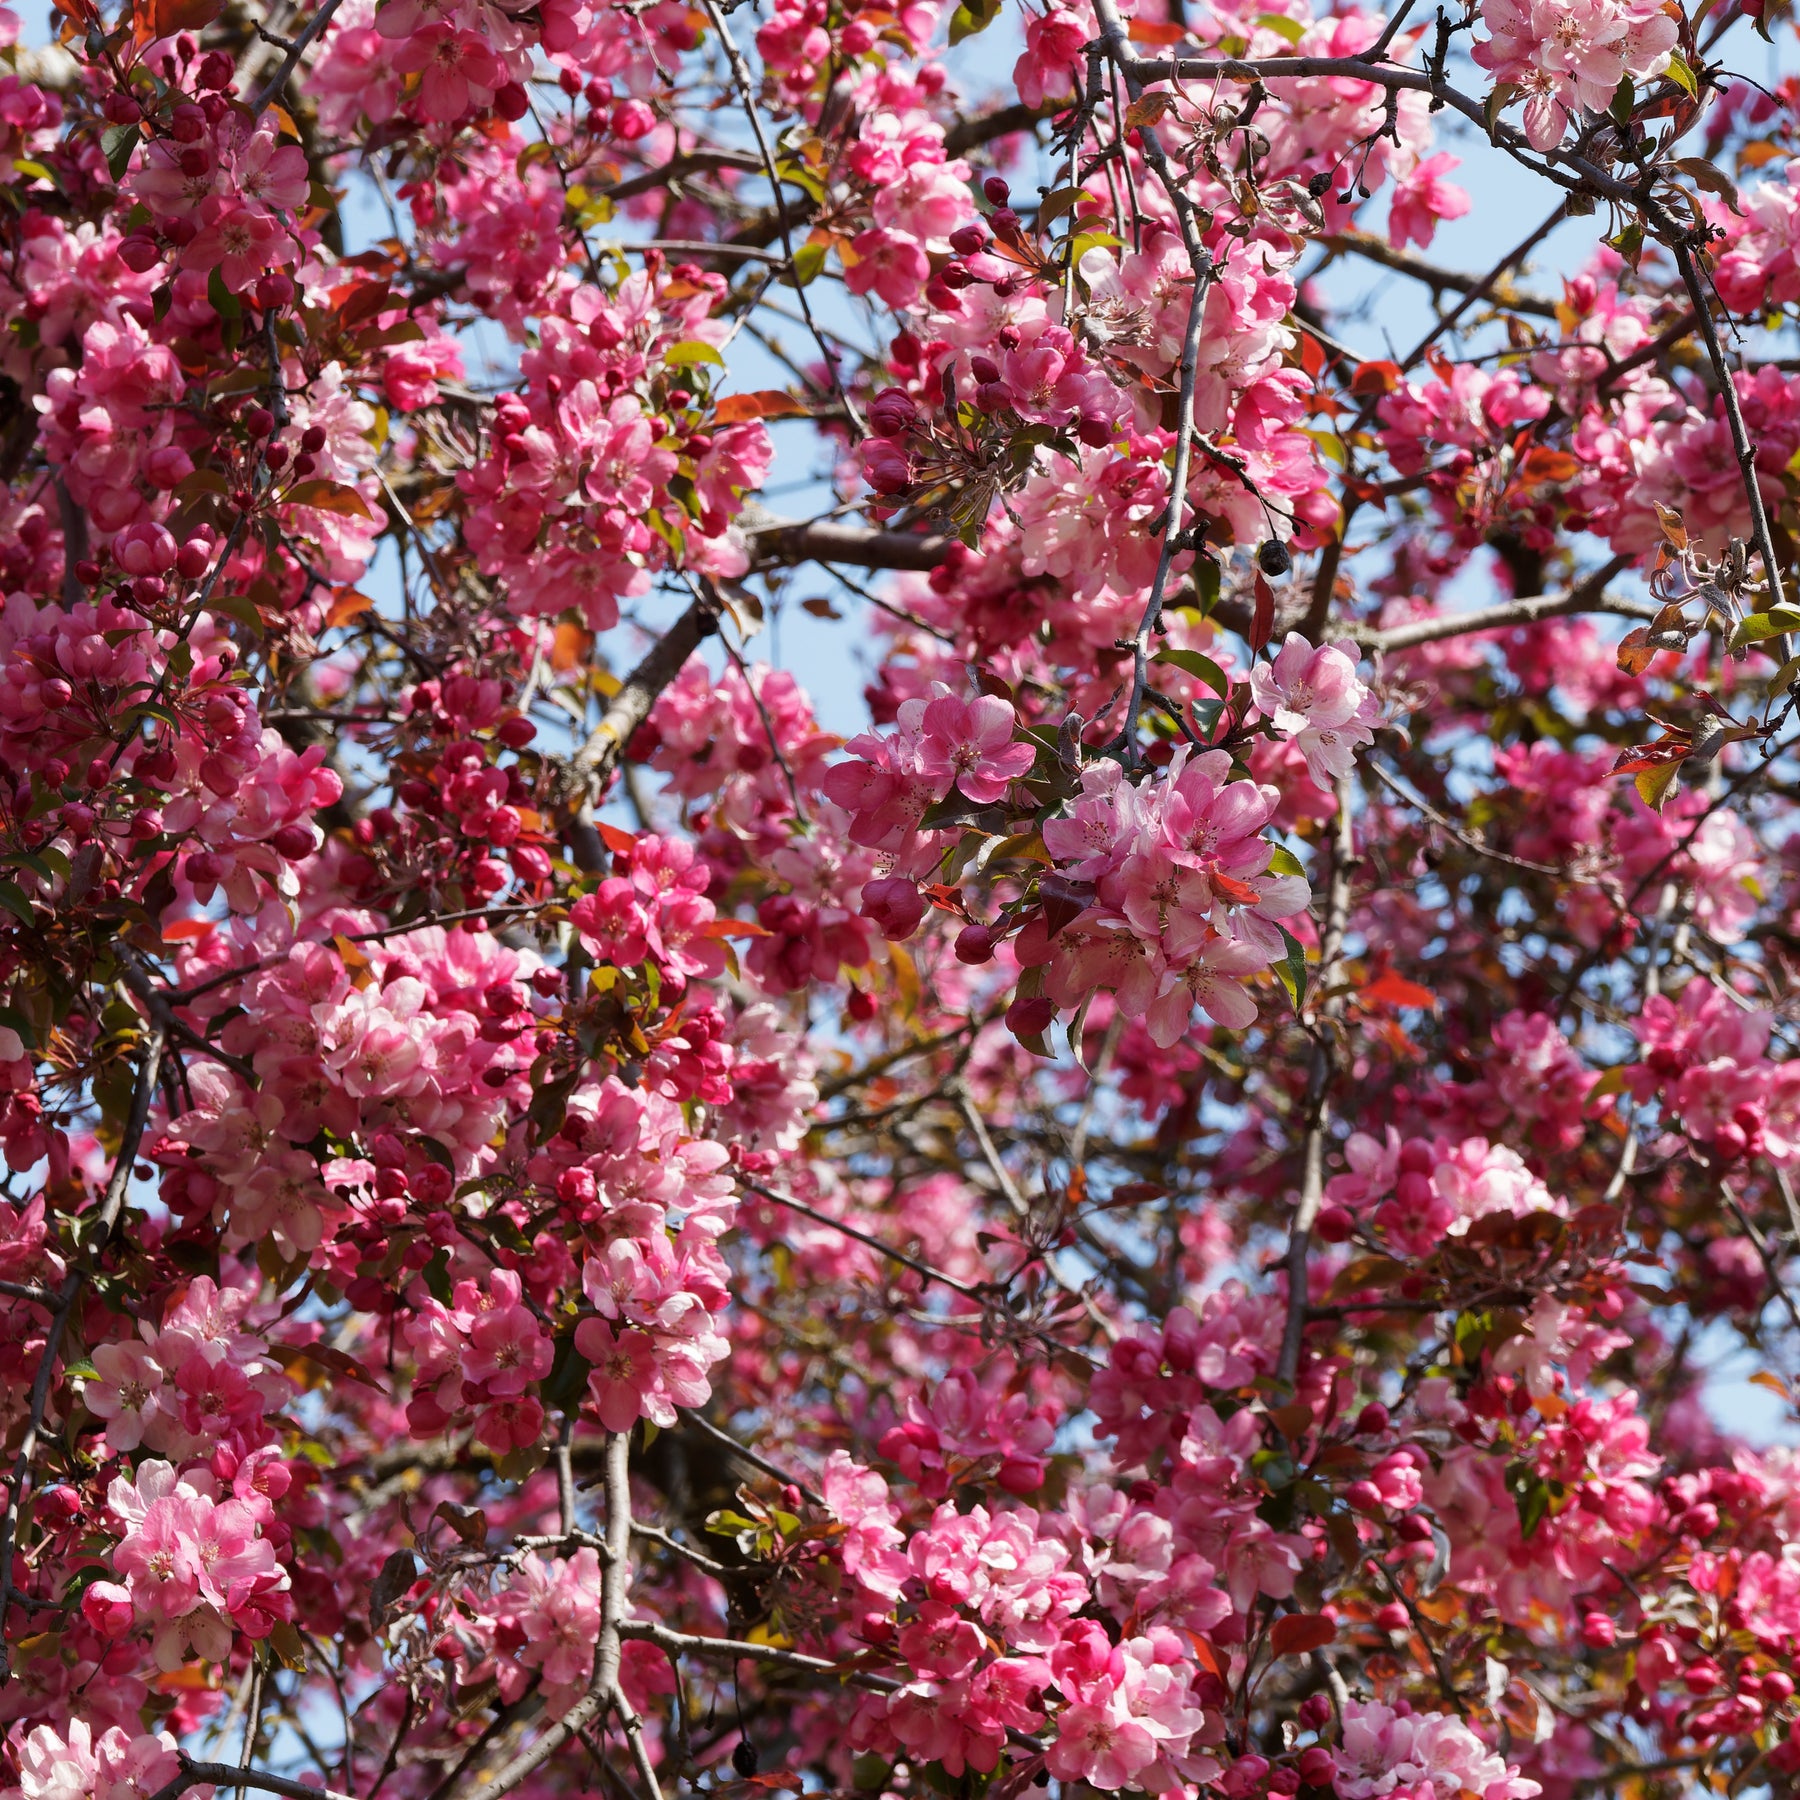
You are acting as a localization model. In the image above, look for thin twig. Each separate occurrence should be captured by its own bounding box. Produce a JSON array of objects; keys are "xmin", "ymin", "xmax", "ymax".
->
[
  {"xmin": 1277, "ymin": 778, "xmax": 1357, "ymax": 1387},
  {"xmin": 0, "ymin": 1024, "xmax": 165, "ymax": 1677},
  {"xmin": 250, "ymin": 0, "xmax": 344, "ymax": 115}
]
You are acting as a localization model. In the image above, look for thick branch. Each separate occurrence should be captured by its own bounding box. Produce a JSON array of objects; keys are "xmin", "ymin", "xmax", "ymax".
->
[
  {"xmin": 250, "ymin": 0, "xmax": 343, "ymax": 114},
  {"xmin": 1321, "ymin": 231, "xmax": 1558, "ymax": 318},
  {"xmin": 620, "ymin": 1621, "xmax": 902, "ymax": 1695},
  {"xmin": 1357, "ymin": 557, "xmax": 1647, "ymax": 652},
  {"xmin": 0, "ymin": 1024, "xmax": 165, "ymax": 1675},
  {"xmin": 1672, "ymin": 240, "xmax": 1791, "ymax": 639},
  {"xmin": 746, "ymin": 516, "xmax": 952, "ymax": 572},
  {"xmin": 149, "ymin": 1757, "xmax": 357, "ymax": 1800},
  {"xmin": 464, "ymin": 1432, "xmax": 639, "ymax": 1800},
  {"xmin": 568, "ymin": 598, "xmax": 719, "ymax": 797},
  {"xmin": 1277, "ymin": 782, "xmax": 1356, "ymax": 1386}
]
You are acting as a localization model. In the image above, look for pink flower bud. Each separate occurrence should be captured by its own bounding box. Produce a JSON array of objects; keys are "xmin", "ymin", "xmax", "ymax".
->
[
  {"xmin": 83, "ymin": 1580, "xmax": 135, "ymax": 1640},
  {"xmin": 862, "ymin": 876, "xmax": 925, "ymax": 940},
  {"xmin": 612, "ymin": 99, "xmax": 655, "ymax": 138},
  {"xmin": 1006, "ymin": 994, "xmax": 1056, "ymax": 1038},
  {"xmin": 1314, "ymin": 1204, "xmax": 1354, "ymax": 1243},
  {"xmin": 868, "ymin": 387, "xmax": 921, "ymax": 439},
  {"xmin": 954, "ymin": 923, "xmax": 996, "ymax": 963},
  {"xmin": 1298, "ymin": 1747, "xmax": 1336, "ymax": 1788},
  {"xmin": 270, "ymin": 823, "xmax": 316, "ymax": 859},
  {"xmin": 112, "ymin": 522, "xmax": 178, "ymax": 576}
]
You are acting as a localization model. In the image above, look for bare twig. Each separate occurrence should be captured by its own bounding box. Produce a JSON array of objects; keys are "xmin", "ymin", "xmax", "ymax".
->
[
  {"xmin": 1277, "ymin": 779, "xmax": 1357, "ymax": 1387},
  {"xmin": 250, "ymin": 0, "xmax": 344, "ymax": 114},
  {"xmin": 1359, "ymin": 555, "xmax": 1644, "ymax": 651},
  {"xmin": 0, "ymin": 1024, "xmax": 165, "ymax": 1676},
  {"xmin": 699, "ymin": 0, "xmax": 864, "ymax": 436}
]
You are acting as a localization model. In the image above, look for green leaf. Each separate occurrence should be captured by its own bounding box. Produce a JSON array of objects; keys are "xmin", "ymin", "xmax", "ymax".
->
[
  {"xmin": 662, "ymin": 339, "xmax": 725, "ymax": 368},
  {"xmin": 421, "ymin": 1248, "xmax": 452, "ymax": 1306},
  {"xmin": 206, "ymin": 266, "xmax": 242, "ymax": 320},
  {"xmin": 1674, "ymin": 155, "xmax": 1742, "ymax": 216},
  {"xmin": 949, "ymin": 0, "xmax": 1001, "ymax": 41},
  {"xmin": 1194, "ymin": 556, "xmax": 1221, "ymax": 615},
  {"xmin": 774, "ymin": 160, "xmax": 826, "ymax": 205},
  {"xmin": 1635, "ymin": 760, "xmax": 1683, "ymax": 814},
  {"xmin": 705, "ymin": 1509, "xmax": 762, "ymax": 1537},
  {"xmin": 1768, "ymin": 651, "xmax": 1800, "ymax": 692},
  {"xmin": 1507, "ymin": 1462, "xmax": 1553, "ymax": 1540},
  {"xmin": 541, "ymin": 1334, "xmax": 592, "ymax": 1410},
  {"xmin": 208, "ymin": 591, "xmax": 266, "ymax": 637},
  {"xmin": 102, "ymin": 123, "xmax": 140, "ymax": 183},
  {"xmin": 1036, "ymin": 186, "xmax": 1093, "ymax": 228},
  {"xmin": 1273, "ymin": 924, "xmax": 1307, "ymax": 1016},
  {"xmin": 787, "ymin": 240, "xmax": 828, "ymax": 288},
  {"xmin": 1731, "ymin": 606, "xmax": 1800, "ymax": 648},
  {"xmin": 0, "ymin": 1007, "xmax": 38, "ymax": 1050},
  {"xmin": 1267, "ymin": 844, "xmax": 1306, "ymax": 879},
  {"xmin": 0, "ymin": 883, "xmax": 35, "ymax": 927},
  {"xmin": 1153, "ymin": 647, "xmax": 1230, "ymax": 696},
  {"xmin": 1067, "ymin": 228, "xmax": 1124, "ymax": 264},
  {"xmin": 1255, "ymin": 11, "xmax": 1306, "ymax": 40},
  {"xmin": 1665, "ymin": 51, "xmax": 1698, "ymax": 97}
]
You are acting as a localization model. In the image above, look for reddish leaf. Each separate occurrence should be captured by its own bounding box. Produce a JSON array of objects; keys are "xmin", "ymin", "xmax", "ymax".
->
[
  {"xmin": 1127, "ymin": 17, "xmax": 1188, "ymax": 41},
  {"xmin": 1270, "ymin": 1613, "xmax": 1337, "ymax": 1657},
  {"xmin": 276, "ymin": 1340, "xmax": 387, "ymax": 1394},
  {"xmin": 1267, "ymin": 1402, "xmax": 1315, "ymax": 1440},
  {"xmin": 595, "ymin": 821, "xmax": 638, "ymax": 855},
  {"xmin": 699, "ymin": 918, "xmax": 773, "ymax": 939},
  {"xmin": 1251, "ymin": 573, "xmax": 1274, "ymax": 653},
  {"xmin": 1211, "ymin": 870, "xmax": 1262, "ymax": 905},
  {"xmin": 1614, "ymin": 627, "xmax": 1657, "ymax": 676},
  {"xmin": 283, "ymin": 479, "xmax": 378, "ymax": 520},
  {"xmin": 1349, "ymin": 359, "xmax": 1401, "ymax": 397},
  {"xmin": 1124, "ymin": 92, "xmax": 1177, "ymax": 127},
  {"xmin": 1362, "ymin": 971, "xmax": 1437, "ymax": 1012},
  {"xmin": 1039, "ymin": 872, "xmax": 1095, "ymax": 939},
  {"xmin": 921, "ymin": 883, "xmax": 971, "ymax": 919},
  {"xmin": 136, "ymin": 0, "xmax": 219, "ymax": 41},
  {"xmin": 1519, "ymin": 447, "xmax": 1579, "ymax": 484},
  {"xmin": 1612, "ymin": 736, "xmax": 1690, "ymax": 777},
  {"xmin": 325, "ymin": 588, "xmax": 374, "ymax": 629},
  {"xmin": 714, "ymin": 390, "xmax": 808, "ymax": 424},
  {"xmin": 335, "ymin": 280, "xmax": 394, "ymax": 330}
]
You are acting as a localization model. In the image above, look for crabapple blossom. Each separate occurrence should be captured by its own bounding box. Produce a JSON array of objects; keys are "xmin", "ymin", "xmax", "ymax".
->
[{"xmin": 0, "ymin": 3, "xmax": 1797, "ymax": 1800}]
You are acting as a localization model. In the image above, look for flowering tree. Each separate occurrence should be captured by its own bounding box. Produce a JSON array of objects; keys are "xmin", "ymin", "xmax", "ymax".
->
[{"xmin": 6, "ymin": 0, "xmax": 1800, "ymax": 1790}]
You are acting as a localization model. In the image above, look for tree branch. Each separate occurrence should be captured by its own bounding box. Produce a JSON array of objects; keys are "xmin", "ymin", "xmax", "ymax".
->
[
  {"xmin": 1357, "ymin": 556, "xmax": 1647, "ymax": 652},
  {"xmin": 1277, "ymin": 781, "xmax": 1356, "ymax": 1387},
  {"xmin": 0, "ymin": 1023, "xmax": 165, "ymax": 1678},
  {"xmin": 250, "ymin": 0, "xmax": 343, "ymax": 115},
  {"xmin": 1320, "ymin": 231, "xmax": 1558, "ymax": 319},
  {"xmin": 745, "ymin": 516, "xmax": 952, "ymax": 572}
]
